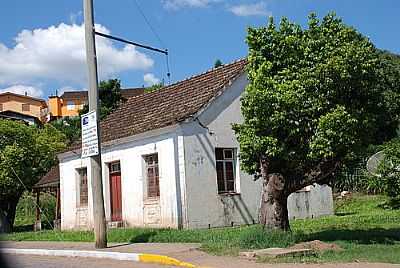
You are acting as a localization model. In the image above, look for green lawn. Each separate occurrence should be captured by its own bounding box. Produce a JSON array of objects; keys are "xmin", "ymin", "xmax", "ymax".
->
[{"xmin": 2, "ymin": 194, "xmax": 399, "ymax": 263}]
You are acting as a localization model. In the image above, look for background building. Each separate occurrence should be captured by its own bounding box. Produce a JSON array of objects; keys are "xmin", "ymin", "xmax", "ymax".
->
[{"xmin": 0, "ymin": 92, "xmax": 48, "ymax": 125}]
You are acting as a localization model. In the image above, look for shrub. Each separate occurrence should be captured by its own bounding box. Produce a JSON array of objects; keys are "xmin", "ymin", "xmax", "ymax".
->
[{"xmin": 376, "ymin": 138, "xmax": 400, "ymax": 199}]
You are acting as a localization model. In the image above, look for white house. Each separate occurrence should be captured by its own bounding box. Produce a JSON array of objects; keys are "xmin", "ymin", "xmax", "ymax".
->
[
  {"xmin": 58, "ymin": 59, "xmax": 332, "ymax": 230},
  {"xmin": 58, "ymin": 59, "xmax": 263, "ymax": 230}
]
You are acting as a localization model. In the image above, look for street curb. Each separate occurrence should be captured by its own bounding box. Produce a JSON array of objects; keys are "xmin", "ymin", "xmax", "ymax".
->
[{"xmin": 0, "ymin": 248, "xmax": 197, "ymax": 267}]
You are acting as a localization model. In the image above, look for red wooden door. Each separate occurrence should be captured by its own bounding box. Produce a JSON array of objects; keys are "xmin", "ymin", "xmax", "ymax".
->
[{"xmin": 109, "ymin": 168, "xmax": 122, "ymax": 222}]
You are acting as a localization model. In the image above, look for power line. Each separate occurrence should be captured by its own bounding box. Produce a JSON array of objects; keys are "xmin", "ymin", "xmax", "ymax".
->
[
  {"xmin": 130, "ymin": 0, "xmax": 171, "ymax": 84},
  {"xmin": 132, "ymin": 0, "xmax": 166, "ymax": 49}
]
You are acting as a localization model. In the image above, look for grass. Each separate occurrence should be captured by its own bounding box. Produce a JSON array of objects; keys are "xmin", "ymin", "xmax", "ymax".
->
[{"xmin": 2, "ymin": 194, "xmax": 400, "ymax": 263}]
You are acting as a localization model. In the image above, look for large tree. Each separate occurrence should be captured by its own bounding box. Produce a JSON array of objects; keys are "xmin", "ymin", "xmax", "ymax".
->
[
  {"xmin": 233, "ymin": 13, "xmax": 399, "ymax": 230},
  {"xmin": 0, "ymin": 120, "xmax": 66, "ymax": 232}
]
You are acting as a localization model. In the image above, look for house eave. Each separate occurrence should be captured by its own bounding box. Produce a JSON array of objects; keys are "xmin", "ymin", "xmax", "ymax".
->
[{"xmin": 58, "ymin": 123, "xmax": 180, "ymax": 162}]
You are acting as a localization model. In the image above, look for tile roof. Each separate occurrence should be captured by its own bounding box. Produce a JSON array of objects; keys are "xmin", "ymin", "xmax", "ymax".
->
[
  {"xmin": 101, "ymin": 59, "xmax": 246, "ymax": 143},
  {"xmin": 0, "ymin": 92, "xmax": 46, "ymax": 104},
  {"xmin": 34, "ymin": 165, "xmax": 59, "ymax": 188},
  {"xmin": 67, "ymin": 58, "xmax": 246, "ymax": 152},
  {"xmin": 60, "ymin": 91, "xmax": 88, "ymax": 100},
  {"xmin": 120, "ymin": 88, "xmax": 145, "ymax": 99},
  {"xmin": 60, "ymin": 88, "xmax": 144, "ymax": 101}
]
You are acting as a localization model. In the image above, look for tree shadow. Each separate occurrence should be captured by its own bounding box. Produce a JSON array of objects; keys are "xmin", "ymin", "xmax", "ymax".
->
[
  {"xmin": 129, "ymin": 231, "xmax": 158, "ymax": 243},
  {"xmin": 305, "ymin": 228, "xmax": 400, "ymax": 244},
  {"xmin": 12, "ymin": 224, "xmax": 33, "ymax": 233},
  {"xmin": 334, "ymin": 212, "xmax": 357, "ymax": 216}
]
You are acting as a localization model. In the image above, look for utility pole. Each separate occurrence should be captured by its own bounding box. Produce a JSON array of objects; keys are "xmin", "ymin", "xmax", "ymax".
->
[{"xmin": 83, "ymin": 0, "xmax": 107, "ymax": 248}]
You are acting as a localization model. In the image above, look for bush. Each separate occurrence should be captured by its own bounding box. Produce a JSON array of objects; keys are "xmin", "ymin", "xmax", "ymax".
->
[{"xmin": 376, "ymin": 138, "xmax": 400, "ymax": 199}]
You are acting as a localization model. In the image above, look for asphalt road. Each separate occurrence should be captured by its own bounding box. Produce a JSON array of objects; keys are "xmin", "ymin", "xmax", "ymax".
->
[{"xmin": 1, "ymin": 254, "xmax": 174, "ymax": 268}]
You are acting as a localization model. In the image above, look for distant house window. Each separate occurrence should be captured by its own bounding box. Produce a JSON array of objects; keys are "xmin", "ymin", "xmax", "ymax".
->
[
  {"xmin": 144, "ymin": 154, "xmax": 160, "ymax": 199},
  {"xmin": 215, "ymin": 148, "xmax": 236, "ymax": 194},
  {"xmin": 22, "ymin": 103, "xmax": 30, "ymax": 111},
  {"xmin": 67, "ymin": 101, "xmax": 75, "ymax": 110},
  {"xmin": 77, "ymin": 168, "xmax": 88, "ymax": 207},
  {"xmin": 0, "ymin": 104, "xmax": 3, "ymax": 112}
]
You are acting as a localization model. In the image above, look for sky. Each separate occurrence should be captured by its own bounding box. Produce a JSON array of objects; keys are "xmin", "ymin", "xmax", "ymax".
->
[{"xmin": 0, "ymin": 0, "xmax": 399, "ymax": 99}]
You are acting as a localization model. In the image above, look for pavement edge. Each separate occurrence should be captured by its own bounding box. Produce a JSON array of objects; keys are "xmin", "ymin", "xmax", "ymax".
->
[{"xmin": 1, "ymin": 248, "xmax": 198, "ymax": 267}]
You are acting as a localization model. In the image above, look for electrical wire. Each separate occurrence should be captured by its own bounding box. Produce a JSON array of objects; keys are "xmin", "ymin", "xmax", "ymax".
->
[
  {"xmin": 132, "ymin": 0, "xmax": 166, "ymax": 49},
  {"xmin": 131, "ymin": 0, "xmax": 171, "ymax": 85}
]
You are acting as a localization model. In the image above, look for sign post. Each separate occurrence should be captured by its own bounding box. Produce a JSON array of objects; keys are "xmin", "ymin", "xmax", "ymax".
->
[
  {"xmin": 84, "ymin": 0, "xmax": 107, "ymax": 248},
  {"xmin": 81, "ymin": 111, "xmax": 99, "ymax": 158}
]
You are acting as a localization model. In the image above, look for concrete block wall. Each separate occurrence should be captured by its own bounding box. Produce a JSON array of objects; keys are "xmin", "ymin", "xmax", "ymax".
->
[{"xmin": 287, "ymin": 184, "xmax": 334, "ymax": 220}]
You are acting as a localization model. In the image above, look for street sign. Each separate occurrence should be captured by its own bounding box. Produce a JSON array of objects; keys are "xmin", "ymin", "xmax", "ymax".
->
[{"xmin": 81, "ymin": 110, "xmax": 99, "ymax": 158}]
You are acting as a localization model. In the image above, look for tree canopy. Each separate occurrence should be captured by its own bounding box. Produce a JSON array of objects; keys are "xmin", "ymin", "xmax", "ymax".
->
[
  {"xmin": 80, "ymin": 79, "xmax": 125, "ymax": 119},
  {"xmin": 214, "ymin": 59, "xmax": 223, "ymax": 68},
  {"xmin": 0, "ymin": 120, "xmax": 66, "ymax": 231},
  {"xmin": 233, "ymin": 13, "xmax": 400, "ymax": 230}
]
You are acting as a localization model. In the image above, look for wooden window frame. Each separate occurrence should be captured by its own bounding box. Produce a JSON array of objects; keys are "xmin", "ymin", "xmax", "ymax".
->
[
  {"xmin": 143, "ymin": 153, "xmax": 160, "ymax": 200},
  {"xmin": 215, "ymin": 148, "xmax": 237, "ymax": 194},
  {"xmin": 22, "ymin": 103, "xmax": 30, "ymax": 112},
  {"xmin": 77, "ymin": 168, "xmax": 88, "ymax": 207}
]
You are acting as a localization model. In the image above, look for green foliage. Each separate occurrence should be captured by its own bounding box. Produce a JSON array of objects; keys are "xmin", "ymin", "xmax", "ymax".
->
[
  {"xmin": 374, "ymin": 138, "xmax": 400, "ymax": 198},
  {"xmin": 50, "ymin": 117, "xmax": 81, "ymax": 146},
  {"xmin": 53, "ymin": 79, "xmax": 126, "ymax": 145},
  {"xmin": 234, "ymin": 13, "xmax": 399, "ymax": 184},
  {"xmin": 2, "ymin": 194, "xmax": 399, "ymax": 263},
  {"xmin": 214, "ymin": 59, "xmax": 223, "ymax": 68},
  {"xmin": 80, "ymin": 79, "xmax": 125, "ymax": 119},
  {"xmin": 14, "ymin": 191, "xmax": 56, "ymax": 230},
  {"xmin": 144, "ymin": 83, "xmax": 163, "ymax": 93},
  {"xmin": 0, "ymin": 120, "xmax": 65, "ymax": 227}
]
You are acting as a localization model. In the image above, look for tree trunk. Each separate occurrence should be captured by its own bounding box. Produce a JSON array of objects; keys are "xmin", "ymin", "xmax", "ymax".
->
[
  {"xmin": 259, "ymin": 173, "xmax": 290, "ymax": 231},
  {"xmin": 0, "ymin": 196, "xmax": 20, "ymax": 233},
  {"xmin": 0, "ymin": 208, "xmax": 11, "ymax": 233}
]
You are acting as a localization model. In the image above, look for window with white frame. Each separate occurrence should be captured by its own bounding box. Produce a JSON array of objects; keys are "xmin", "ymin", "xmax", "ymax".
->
[
  {"xmin": 66, "ymin": 101, "xmax": 75, "ymax": 110},
  {"xmin": 144, "ymin": 153, "xmax": 160, "ymax": 199},
  {"xmin": 77, "ymin": 168, "xmax": 88, "ymax": 207},
  {"xmin": 215, "ymin": 148, "xmax": 237, "ymax": 194}
]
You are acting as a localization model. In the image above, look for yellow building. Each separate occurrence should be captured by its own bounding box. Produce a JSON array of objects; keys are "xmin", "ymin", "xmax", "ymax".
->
[
  {"xmin": 0, "ymin": 92, "xmax": 48, "ymax": 124},
  {"xmin": 48, "ymin": 91, "xmax": 87, "ymax": 119},
  {"xmin": 48, "ymin": 89, "xmax": 144, "ymax": 119}
]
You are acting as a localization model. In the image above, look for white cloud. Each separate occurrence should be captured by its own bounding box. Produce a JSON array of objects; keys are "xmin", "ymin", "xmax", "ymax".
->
[
  {"xmin": 144, "ymin": 73, "xmax": 160, "ymax": 86},
  {"xmin": 229, "ymin": 2, "xmax": 271, "ymax": 17},
  {"xmin": 0, "ymin": 23, "xmax": 153, "ymax": 87},
  {"xmin": 69, "ymin": 11, "xmax": 83, "ymax": 25},
  {"xmin": 0, "ymin": 85, "xmax": 44, "ymax": 98},
  {"xmin": 163, "ymin": 0, "xmax": 220, "ymax": 10}
]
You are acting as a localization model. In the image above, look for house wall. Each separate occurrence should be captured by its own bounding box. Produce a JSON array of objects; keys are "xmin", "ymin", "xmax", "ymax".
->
[
  {"xmin": 181, "ymin": 73, "xmax": 263, "ymax": 229},
  {"xmin": 59, "ymin": 132, "xmax": 181, "ymax": 230},
  {"xmin": 48, "ymin": 97, "xmax": 62, "ymax": 117},
  {"xmin": 0, "ymin": 94, "xmax": 46, "ymax": 120},
  {"xmin": 60, "ymin": 98, "xmax": 86, "ymax": 117}
]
